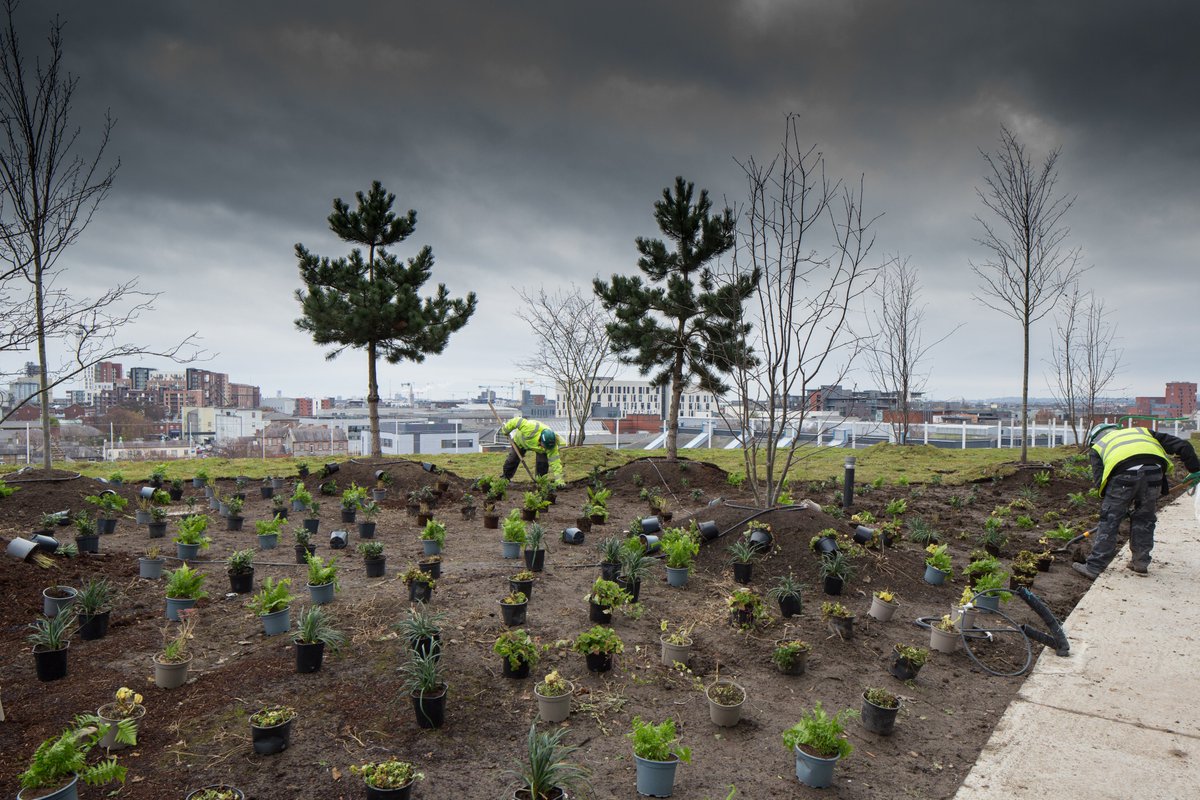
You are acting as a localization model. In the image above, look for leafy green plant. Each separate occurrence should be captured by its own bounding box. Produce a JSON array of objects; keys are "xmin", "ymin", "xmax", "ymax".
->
[
  {"xmin": 627, "ymin": 717, "xmax": 691, "ymax": 763},
  {"xmin": 250, "ymin": 704, "xmax": 297, "ymax": 728},
  {"xmin": 781, "ymin": 702, "xmax": 857, "ymax": 760},
  {"xmin": 401, "ymin": 566, "xmax": 436, "ymax": 588},
  {"xmin": 305, "ymin": 552, "xmax": 340, "ymax": 589},
  {"xmin": 18, "ymin": 715, "xmax": 129, "ymax": 793},
  {"xmin": 249, "ymin": 577, "xmax": 295, "ymax": 615},
  {"xmin": 660, "ymin": 529, "xmax": 700, "ymax": 570},
  {"xmin": 85, "ymin": 492, "xmax": 127, "ymax": 518},
  {"xmin": 352, "ymin": 759, "xmax": 424, "ymax": 791},
  {"xmin": 500, "ymin": 509, "xmax": 528, "ymax": 543},
  {"xmin": 226, "ymin": 548, "xmax": 254, "ymax": 575},
  {"xmin": 357, "ymin": 540, "xmax": 384, "ymax": 559},
  {"xmin": 948, "ymin": 494, "xmax": 965, "ymax": 509},
  {"xmin": 291, "ymin": 484, "xmax": 313, "ymax": 507},
  {"xmin": 864, "ymin": 687, "xmax": 899, "ymax": 709},
  {"xmin": 884, "ymin": 498, "xmax": 908, "ymax": 517},
  {"xmin": 224, "ymin": 495, "xmax": 245, "ymax": 516},
  {"xmin": 523, "ymin": 491, "xmax": 551, "ymax": 514},
  {"xmin": 1015, "ymin": 514, "xmax": 1035, "ymax": 529},
  {"xmin": 493, "ymin": 628, "xmax": 541, "ymax": 669},
  {"xmin": 970, "ymin": 570, "xmax": 1012, "ymax": 602},
  {"xmin": 924, "ymin": 544, "xmax": 952, "ymax": 576},
  {"xmin": 1067, "ymin": 491, "xmax": 1088, "ymax": 508},
  {"xmin": 421, "ymin": 519, "xmax": 447, "ymax": 546},
  {"xmin": 510, "ymin": 721, "xmax": 590, "ymax": 800},
  {"xmin": 963, "ymin": 555, "xmax": 1002, "ymax": 581},
  {"xmin": 771, "ymin": 640, "xmax": 811, "ymax": 670},
  {"xmin": 1044, "ymin": 522, "xmax": 1075, "ymax": 541},
  {"xmin": 573, "ymin": 625, "xmax": 624, "ymax": 655},
  {"xmin": 341, "ymin": 482, "xmax": 368, "ymax": 510},
  {"xmin": 894, "ymin": 644, "xmax": 928, "ymax": 667},
  {"xmin": 164, "ymin": 564, "xmax": 208, "ymax": 600},
  {"xmin": 174, "ymin": 514, "xmax": 212, "ymax": 548},
  {"xmin": 726, "ymin": 470, "xmax": 746, "ymax": 488},
  {"xmin": 255, "ymin": 515, "xmax": 285, "ymax": 537},
  {"xmin": 360, "ymin": 500, "xmax": 381, "ymax": 520},
  {"xmin": 586, "ymin": 578, "xmax": 631, "ymax": 611},
  {"xmin": 726, "ymin": 588, "xmax": 766, "ymax": 619},
  {"xmin": 294, "ymin": 605, "xmax": 346, "ymax": 648},
  {"xmin": 821, "ymin": 601, "xmax": 852, "ymax": 619}
]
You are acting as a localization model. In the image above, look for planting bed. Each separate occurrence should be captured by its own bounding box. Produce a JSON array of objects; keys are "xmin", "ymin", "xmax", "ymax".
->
[{"xmin": 0, "ymin": 453, "xmax": 1099, "ymax": 798}]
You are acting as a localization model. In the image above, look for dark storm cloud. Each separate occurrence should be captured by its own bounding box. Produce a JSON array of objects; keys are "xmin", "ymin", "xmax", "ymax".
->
[{"xmin": 6, "ymin": 1, "xmax": 1198, "ymax": 399}]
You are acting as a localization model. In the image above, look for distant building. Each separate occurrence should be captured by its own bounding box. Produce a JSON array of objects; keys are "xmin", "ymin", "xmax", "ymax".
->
[
  {"xmin": 363, "ymin": 421, "xmax": 478, "ymax": 455},
  {"xmin": 286, "ymin": 424, "xmax": 349, "ymax": 456},
  {"xmin": 296, "ymin": 397, "xmax": 315, "ymax": 416},
  {"xmin": 129, "ymin": 367, "xmax": 155, "ymax": 391},
  {"xmin": 1130, "ymin": 381, "xmax": 1198, "ymax": 422},
  {"xmin": 581, "ymin": 377, "xmax": 718, "ymax": 420}
]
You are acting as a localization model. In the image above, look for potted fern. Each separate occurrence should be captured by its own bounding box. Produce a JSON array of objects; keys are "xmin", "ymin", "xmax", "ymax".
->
[
  {"xmin": 501, "ymin": 510, "xmax": 527, "ymax": 559},
  {"xmin": 255, "ymin": 516, "xmax": 284, "ymax": 550},
  {"xmin": 660, "ymin": 528, "xmax": 699, "ymax": 588},
  {"xmin": 783, "ymin": 702, "xmax": 857, "ymax": 788},
  {"xmin": 421, "ymin": 519, "xmax": 446, "ymax": 557},
  {"xmin": 17, "ymin": 715, "xmax": 130, "ymax": 800},
  {"xmin": 164, "ymin": 564, "xmax": 207, "ymax": 621},
  {"xmin": 293, "ymin": 605, "xmax": 345, "ymax": 673},
  {"xmin": 521, "ymin": 491, "xmax": 550, "ymax": 522},
  {"xmin": 249, "ymin": 577, "xmax": 296, "ymax": 636},
  {"xmin": 304, "ymin": 552, "xmax": 340, "ymax": 604},
  {"xmin": 173, "ymin": 514, "xmax": 212, "ymax": 561}
]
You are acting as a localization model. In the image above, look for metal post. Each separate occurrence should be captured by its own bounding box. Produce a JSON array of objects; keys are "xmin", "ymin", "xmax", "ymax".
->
[
  {"xmin": 843, "ymin": 456, "xmax": 855, "ymax": 510},
  {"xmin": 923, "ymin": 422, "xmax": 928, "ymax": 445},
  {"xmin": 961, "ymin": 421, "xmax": 967, "ymax": 450},
  {"xmin": 615, "ymin": 418, "xmax": 620, "ymax": 450}
]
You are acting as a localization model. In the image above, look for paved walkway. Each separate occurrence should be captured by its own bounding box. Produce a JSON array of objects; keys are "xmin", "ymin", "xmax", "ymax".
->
[{"xmin": 955, "ymin": 490, "xmax": 1200, "ymax": 799}]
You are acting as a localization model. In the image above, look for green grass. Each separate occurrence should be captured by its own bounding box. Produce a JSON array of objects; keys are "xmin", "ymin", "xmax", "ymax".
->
[{"xmin": 4, "ymin": 442, "xmax": 1071, "ymax": 487}]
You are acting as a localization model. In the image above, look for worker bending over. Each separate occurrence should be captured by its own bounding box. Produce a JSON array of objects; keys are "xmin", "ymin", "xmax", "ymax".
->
[
  {"xmin": 1073, "ymin": 423, "xmax": 1200, "ymax": 580},
  {"xmin": 499, "ymin": 416, "xmax": 565, "ymax": 487}
]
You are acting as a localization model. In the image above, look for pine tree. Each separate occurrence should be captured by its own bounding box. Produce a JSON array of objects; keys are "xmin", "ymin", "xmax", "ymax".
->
[
  {"xmin": 295, "ymin": 181, "xmax": 477, "ymax": 456},
  {"xmin": 594, "ymin": 177, "xmax": 758, "ymax": 459}
]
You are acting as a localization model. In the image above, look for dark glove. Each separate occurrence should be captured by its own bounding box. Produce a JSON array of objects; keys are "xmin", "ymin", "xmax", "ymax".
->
[{"xmin": 1186, "ymin": 470, "xmax": 1200, "ymax": 487}]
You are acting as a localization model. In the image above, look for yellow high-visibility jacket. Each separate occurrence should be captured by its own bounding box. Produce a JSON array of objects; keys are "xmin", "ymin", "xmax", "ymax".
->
[
  {"xmin": 499, "ymin": 416, "xmax": 563, "ymax": 481},
  {"xmin": 1091, "ymin": 427, "xmax": 1171, "ymax": 492}
]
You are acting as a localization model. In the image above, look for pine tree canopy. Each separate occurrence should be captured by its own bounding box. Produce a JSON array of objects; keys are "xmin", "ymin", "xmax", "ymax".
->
[
  {"xmin": 294, "ymin": 181, "xmax": 477, "ymax": 365},
  {"xmin": 594, "ymin": 176, "xmax": 757, "ymax": 396}
]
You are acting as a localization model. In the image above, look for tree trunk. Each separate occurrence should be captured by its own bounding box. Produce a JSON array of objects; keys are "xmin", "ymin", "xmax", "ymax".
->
[
  {"xmin": 367, "ymin": 341, "xmax": 381, "ymax": 457},
  {"xmin": 666, "ymin": 361, "xmax": 683, "ymax": 461},
  {"xmin": 1021, "ymin": 310, "xmax": 1030, "ymax": 464},
  {"xmin": 34, "ymin": 254, "xmax": 52, "ymax": 470}
]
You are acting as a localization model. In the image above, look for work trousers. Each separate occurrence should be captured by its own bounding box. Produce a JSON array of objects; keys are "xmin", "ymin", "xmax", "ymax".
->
[
  {"xmin": 502, "ymin": 447, "xmax": 548, "ymax": 480},
  {"xmin": 1086, "ymin": 467, "xmax": 1161, "ymax": 573}
]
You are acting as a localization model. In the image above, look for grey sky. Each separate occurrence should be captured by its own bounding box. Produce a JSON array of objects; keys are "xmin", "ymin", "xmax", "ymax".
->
[{"xmin": 6, "ymin": 0, "xmax": 1198, "ymax": 404}]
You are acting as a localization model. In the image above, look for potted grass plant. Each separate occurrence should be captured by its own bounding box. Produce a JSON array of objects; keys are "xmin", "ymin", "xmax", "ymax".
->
[
  {"xmin": 154, "ymin": 609, "xmax": 197, "ymax": 689},
  {"xmin": 75, "ymin": 577, "xmax": 114, "ymax": 641},
  {"xmin": 395, "ymin": 606, "xmax": 446, "ymax": 661},
  {"xmin": 401, "ymin": 646, "xmax": 447, "ymax": 729},
  {"xmin": 766, "ymin": 573, "xmax": 805, "ymax": 618},
  {"xmin": 293, "ymin": 605, "xmax": 345, "ymax": 673},
  {"xmin": 28, "ymin": 610, "xmax": 74, "ymax": 683},
  {"xmin": 509, "ymin": 721, "xmax": 590, "ymax": 800},
  {"xmin": 524, "ymin": 523, "xmax": 547, "ymax": 572},
  {"xmin": 818, "ymin": 550, "xmax": 854, "ymax": 595}
]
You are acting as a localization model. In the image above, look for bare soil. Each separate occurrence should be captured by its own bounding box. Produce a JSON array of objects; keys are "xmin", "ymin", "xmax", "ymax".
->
[{"xmin": 0, "ymin": 455, "xmax": 1100, "ymax": 799}]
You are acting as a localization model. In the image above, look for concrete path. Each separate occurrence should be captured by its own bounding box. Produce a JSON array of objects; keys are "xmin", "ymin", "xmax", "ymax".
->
[{"xmin": 956, "ymin": 491, "xmax": 1200, "ymax": 800}]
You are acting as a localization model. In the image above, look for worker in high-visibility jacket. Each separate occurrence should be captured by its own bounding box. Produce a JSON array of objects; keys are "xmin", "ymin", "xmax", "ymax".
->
[
  {"xmin": 498, "ymin": 416, "xmax": 565, "ymax": 486},
  {"xmin": 1073, "ymin": 423, "xmax": 1200, "ymax": 580}
]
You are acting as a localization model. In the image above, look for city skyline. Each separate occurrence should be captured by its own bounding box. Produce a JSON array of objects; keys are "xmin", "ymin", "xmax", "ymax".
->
[{"xmin": 2, "ymin": 2, "xmax": 1198, "ymax": 403}]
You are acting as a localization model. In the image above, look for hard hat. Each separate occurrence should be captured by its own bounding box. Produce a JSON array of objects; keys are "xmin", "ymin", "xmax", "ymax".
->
[
  {"xmin": 539, "ymin": 429, "xmax": 557, "ymax": 448},
  {"xmin": 1087, "ymin": 423, "xmax": 1119, "ymax": 444}
]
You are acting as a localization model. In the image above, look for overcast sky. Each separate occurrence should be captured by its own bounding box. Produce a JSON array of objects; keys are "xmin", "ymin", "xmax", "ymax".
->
[{"xmin": 5, "ymin": 0, "xmax": 1198, "ymax": 405}]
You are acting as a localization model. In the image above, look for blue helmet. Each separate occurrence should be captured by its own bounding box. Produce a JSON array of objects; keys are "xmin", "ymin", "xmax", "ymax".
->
[
  {"xmin": 539, "ymin": 429, "xmax": 557, "ymax": 449},
  {"xmin": 1087, "ymin": 423, "xmax": 1120, "ymax": 444}
]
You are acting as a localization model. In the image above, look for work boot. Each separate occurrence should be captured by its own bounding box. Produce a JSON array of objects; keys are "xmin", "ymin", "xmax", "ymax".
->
[
  {"xmin": 1072, "ymin": 562, "xmax": 1100, "ymax": 581},
  {"xmin": 1125, "ymin": 561, "xmax": 1149, "ymax": 576}
]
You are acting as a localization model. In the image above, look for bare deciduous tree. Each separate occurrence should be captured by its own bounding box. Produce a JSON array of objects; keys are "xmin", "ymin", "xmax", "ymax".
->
[
  {"xmin": 864, "ymin": 257, "xmax": 960, "ymax": 445},
  {"xmin": 0, "ymin": 1, "xmax": 201, "ymax": 465},
  {"xmin": 972, "ymin": 126, "xmax": 1085, "ymax": 463},
  {"xmin": 514, "ymin": 285, "xmax": 616, "ymax": 446},
  {"xmin": 721, "ymin": 115, "xmax": 879, "ymax": 506},
  {"xmin": 1047, "ymin": 284, "xmax": 1123, "ymax": 447}
]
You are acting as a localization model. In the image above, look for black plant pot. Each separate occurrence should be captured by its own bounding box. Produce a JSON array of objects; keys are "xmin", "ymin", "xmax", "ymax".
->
[
  {"xmin": 589, "ymin": 514, "xmax": 606, "ymax": 525},
  {"xmin": 366, "ymin": 780, "xmax": 415, "ymax": 800},
  {"xmin": 34, "ymin": 645, "xmax": 68, "ymax": 682},
  {"xmin": 226, "ymin": 516, "xmax": 245, "ymax": 532},
  {"xmin": 275, "ymin": 506, "xmax": 289, "ymax": 520},
  {"xmin": 562, "ymin": 527, "xmax": 585, "ymax": 545},
  {"xmin": 409, "ymin": 582, "xmax": 433, "ymax": 603},
  {"xmin": 861, "ymin": 693, "xmax": 899, "ymax": 736},
  {"xmin": 358, "ymin": 522, "xmax": 377, "ymax": 539},
  {"xmin": 600, "ymin": 562, "xmax": 621, "ymax": 581},
  {"xmin": 411, "ymin": 686, "xmax": 447, "ymax": 729},
  {"xmin": 584, "ymin": 652, "xmax": 613, "ymax": 673},
  {"xmin": 697, "ymin": 520, "xmax": 720, "ymax": 541},
  {"xmin": 732, "ymin": 562, "xmax": 753, "ymax": 585},
  {"xmin": 295, "ymin": 640, "xmax": 325, "ymax": 673},
  {"xmin": 419, "ymin": 559, "xmax": 441, "ymax": 580},
  {"xmin": 98, "ymin": 518, "xmax": 118, "ymax": 535},
  {"xmin": 75, "ymin": 535, "xmax": 99, "ymax": 554},
  {"xmin": 823, "ymin": 576, "xmax": 845, "ymax": 596},
  {"xmin": 778, "ymin": 595, "xmax": 802, "ymax": 618},
  {"xmin": 229, "ymin": 569, "xmax": 254, "ymax": 594},
  {"xmin": 509, "ymin": 577, "xmax": 533, "ymax": 600},
  {"xmin": 575, "ymin": 517, "xmax": 592, "ymax": 533},
  {"xmin": 261, "ymin": 486, "xmax": 274, "ymax": 499},
  {"xmin": 524, "ymin": 548, "xmax": 546, "ymax": 572},
  {"xmin": 341, "ymin": 509, "xmax": 356, "ymax": 523},
  {"xmin": 813, "ymin": 536, "xmax": 839, "ymax": 555},
  {"xmin": 78, "ymin": 611, "xmax": 110, "ymax": 641},
  {"xmin": 148, "ymin": 521, "xmax": 168, "ymax": 539},
  {"xmin": 295, "ymin": 544, "xmax": 317, "ymax": 564},
  {"xmin": 251, "ymin": 717, "xmax": 295, "ymax": 755},
  {"xmin": 521, "ymin": 509, "xmax": 537, "ymax": 522},
  {"xmin": 169, "ymin": 488, "xmax": 184, "ymax": 501},
  {"xmin": 500, "ymin": 601, "xmax": 528, "ymax": 627},
  {"xmin": 889, "ymin": 653, "xmax": 922, "ymax": 682},
  {"xmin": 616, "ymin": 577, "xmax": 641, "ymax": 603},
  {"xmin": 589, "ymin": 601, "xmax": 612, "ymax": 624},
  {"xmin": 730, "ymin": 608, "xmax": 754, "ymax": 628},
  {"xmin": 984, "ymin": 543, "xmax": 1002, "ymax": 557},
  {"xmin": 365, "ymin": 557, "xmax": 386, "ymax": 578},
  {"xmin": 501, "ymin": 658, "xmax": 531, "ymax": 679},
  {"xmin": 302, "ymin": 518, "xmax": 320, "ymax": 534},
  {"xmin": 748, "ymin": 528, "xmax": 773, "ymax": 553}
]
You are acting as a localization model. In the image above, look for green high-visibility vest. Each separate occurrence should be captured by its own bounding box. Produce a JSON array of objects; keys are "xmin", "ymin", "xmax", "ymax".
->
[{"xmin": 1091, "ymin": 427, "xmax": 1172, "ymax": 492}]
